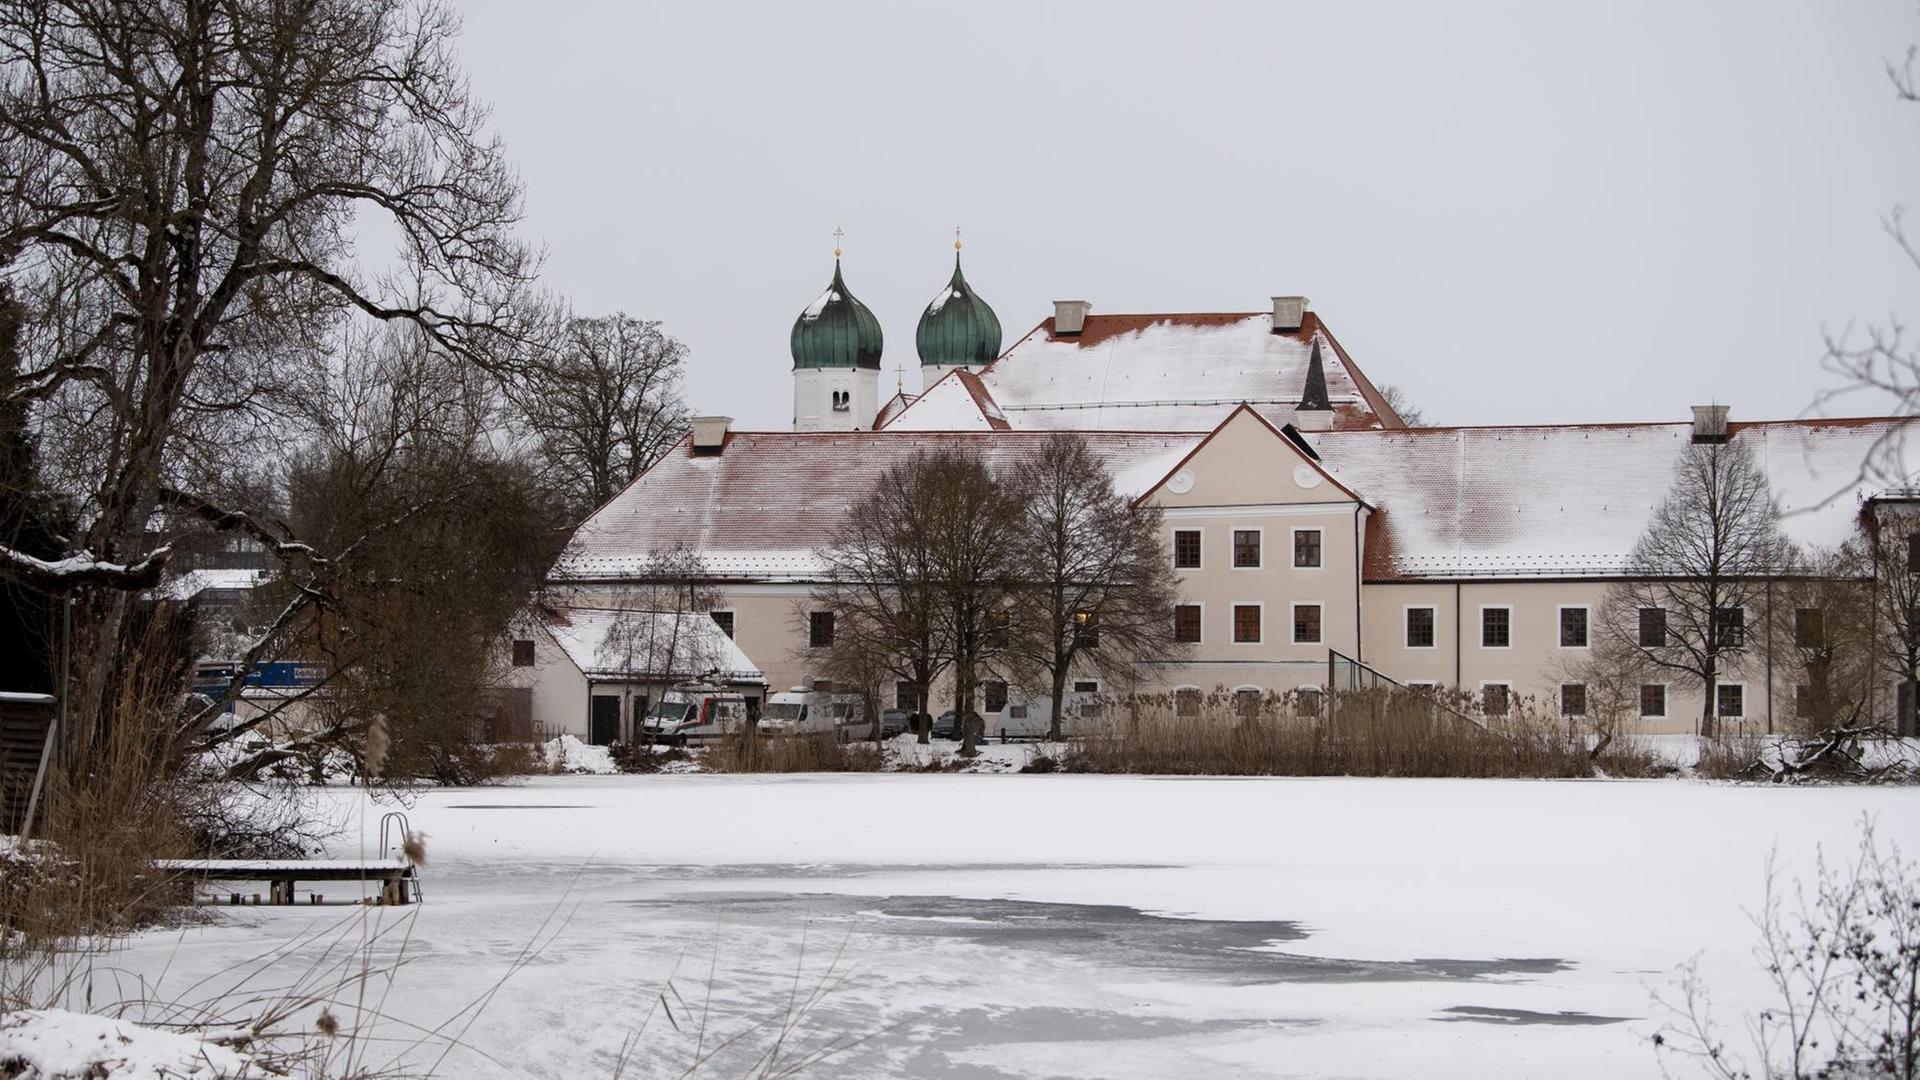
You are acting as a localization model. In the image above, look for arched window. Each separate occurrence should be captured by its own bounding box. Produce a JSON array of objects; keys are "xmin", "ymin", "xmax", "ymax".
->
[
  {"xmin": 1232, "ymin": 685, "xmax": 1263, "ymax": 720},
  {"xmin": 1172, "ymin": 686, "xmax": 1202, "ymax": 719},
  {"xmin": 831, "ymin": 389, "xmax": 850, "ymax": 411},
  {"xmin": 1295, "ymin": 686, "xmax": 1324, "ymax": 718}
]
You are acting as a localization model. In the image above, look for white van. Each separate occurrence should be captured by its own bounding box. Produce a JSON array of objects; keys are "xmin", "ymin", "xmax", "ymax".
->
[
  {"xmin": 642, "ymin": 689, "xmax": 752, "ymax": 744},
  {"xmin": 993, "ymin": 691, "xmax": 1113, "ymax": 741},
  {"xmin": 756, "ymin": 689, "xmax": 867, "ymax": 740}
]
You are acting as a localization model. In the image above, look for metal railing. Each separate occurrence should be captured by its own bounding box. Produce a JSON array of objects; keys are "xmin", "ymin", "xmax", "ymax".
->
[{"xmin": 1326, "ymin": 650, "xmax": 1490, "ymax": 733}]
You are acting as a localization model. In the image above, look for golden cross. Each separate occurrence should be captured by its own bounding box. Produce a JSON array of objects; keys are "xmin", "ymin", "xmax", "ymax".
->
[
  {"xmin": 833, "ymin": 226, "xmax": 844, "ymax": 259},
  {"xmin": 954, "ymin": 226, "xmax": 963, "ymax": 252},
  {"xmin": 895, "ymin": 364, "xmax": 905, "ymax": 392}
]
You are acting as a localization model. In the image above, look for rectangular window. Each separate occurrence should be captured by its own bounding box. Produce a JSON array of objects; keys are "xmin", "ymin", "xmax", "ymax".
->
[
  {"xmin": 1481, "ymin": 607, "xmax": 1511, "ymax": 648},
  {"xmin": 1073, "ymin": 610, "xmax": 1100, "ymax": 649},
  {"xmin": 1640, "ymin": 683, "xmax": 1667, "ymax": 718},
  {"xmin": 1233, "ymin": 529, "xmax": 1262, "ymax": 569},
  {"xmin": 1559, "ymin": 607, "xmax": 1588, "ymax": 648},
  {"xmin": 808, "ymin": 611, "xmax": 835, "ymax": 649},
  {"xmin": 1296, "ymin": 687, "xmax": 1324, "ymax": 717},
  {"xmin": 511, "ymin": 639, "xmax": 535, "ymax": 667},
  {"xmin": 985, "ymin": 608, "xmax": 1011, "ymax": 649},
  {"xmin": 1073, "ymin": 680, "xmax": 1100, "ymax": 693},
  {"xmin": 895, "ymin": 681, "xmax": 918, "ymax": 711},
  {"xmin": 1639, "ymin": 607, "xmax": 1667, "ymax": 648},
  {"xmin": 1713, "ymin": 607, "xmax": 1746, "ymax": 649},
  {"xmin": 1794, "ymin": 608, "xmax": 1824, "ymax": 648},
  {"xmin": 810, "ymin": 679, "xmax": 835, "ymax": 694},
  {"xmin": 1173, "ymin": 604, "xmax": 1203, "ymax": 644},
  {"xmin": 1482, "ymin": 683, "xmax": 1511, "ymax": 716},
  {"xmin": 1909, "ymin": 533, "xmax": 1920, "ymax": 574},
  {"xmin": 710, "ymin": 610, "xmax": 735, "ymax": 639},
  {"xmin": 1175, "ymin": 688, "xmax": 1202, "ymax": 718},
  {"xmin": 1173, "ymin": 529, "xmax": 1202, "ymax": 569},
  {"xmin": 1233, "ymin": 604, "xmax": 1262, "ymax": 644},
  {"xmin": 1716, "ymin": 683, "xmax": 1745, "ymax": 718},
  {"xmin": 1293, "ymin": 603, "xmax": 1322, "ymax": 644},
  {"xmin": 1234, "ymin": 688, "xmax": 1262, "ymax": 719},
  {"xmin": 1405, "ymin": 606, "xmax": 1435, "ymax": 648},
  {"xmin": 1293, "ymin": 529, "xmax": 1322, "ymax": 568},
  {"xmin": 984, "ymin": 680, "xmax": 1008, "ymax": 713},
  {"xmin": 1794, "ymin": 685, "xmax": 1814, "ymax": 718},
  {"xmin": 1560, "ymin": 683, "xmax": 1587, "ymax": 717}
]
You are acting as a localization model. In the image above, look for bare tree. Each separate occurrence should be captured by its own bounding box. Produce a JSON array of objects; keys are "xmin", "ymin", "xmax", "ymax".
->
[
  {"xmin": 596, "ymin": 547, "xmax": 726, "ymax": 740},
  {"xmin": 1597, "ymin": 436, "xmax": 1788, "ymax": 736},
  {"xmin": 0, "ymin": 0, "xmax": 542, "ymax": 750},
  {"xmin": 224, "ymin": 329, "xmax": 566, "ymax": 782},
  {"xmin": 1553, "ymin": 633, "xmax": 1656, "ymax": 768},
  {"xmin": 813, "ymin": 454, "xmax": 949, "ymax": 745},
  {"xmin": 923, "ymin": 449, "xmax": 1023, "ymax": 758},
  {"xmin": 1812, "ymin": 16, "xmax": 1920, "ymax": 489},
  {"xmin": 1863, "ymin": 508, "xmax": 1920, "ymax": 735},
  {"xmin": 1008, "ymin": 432, "xmax": 1185, "ymax": 739},
  {"xmin": 1376, "ymin": 383, "xmax": 1426, "ymax": 427},
  {"xmin": 1768, "ymin": 545, "xmax": 1876, "ymax": 735},
  {"xmin": 808, "ymin": 607, "xmax": 894, "ymax": 742},
  {"xmin": 511, "ymin": 314, "xmax": 690, "ymax": 518}
]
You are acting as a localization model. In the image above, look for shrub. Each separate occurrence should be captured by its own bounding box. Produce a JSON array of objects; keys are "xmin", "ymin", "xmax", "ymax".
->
[{"xmin": 1656, "ymin": 821, "xmax": 1920, "ymax": 1078}]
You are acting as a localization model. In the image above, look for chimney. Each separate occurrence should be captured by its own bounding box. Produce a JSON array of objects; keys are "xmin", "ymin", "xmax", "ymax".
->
[
  {"xmin": 1271, "ymin": 296, "xmax": 1309, "ymax": 333},
  {"xmin": 1690, "ymin": 404, "xmax": 1729, "ymax": 445},
  {"xmin": 690, "ymin": 415, "xmax": 732, "ymax": 456},
  {"xmin": 1053, "ymin": 300, "xmax": 1092, "ymax": 335}
]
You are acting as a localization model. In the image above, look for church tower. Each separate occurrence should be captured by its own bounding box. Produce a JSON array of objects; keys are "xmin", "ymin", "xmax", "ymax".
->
[
  {"xmin": 915, "ymin": 231, "xmax": 1001, "ymax": 392},
  {"xmin": 791, "ymin": 234, "xmax": 883, "ymax": 431}
]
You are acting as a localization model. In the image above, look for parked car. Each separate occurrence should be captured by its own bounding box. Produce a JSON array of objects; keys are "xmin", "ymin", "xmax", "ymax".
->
[
  {"xmin": 879, "ymin": 709, "xmax": 912, "ymax": 738},
  {"xmin": 933, "ymin": 709, "xmax": 986, "ymax": 741}
]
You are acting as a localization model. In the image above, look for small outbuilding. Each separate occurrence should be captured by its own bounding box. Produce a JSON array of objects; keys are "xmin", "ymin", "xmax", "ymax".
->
[{"xmin": 503, "ymin": 608, "xmax": 766, "ymax": 744}]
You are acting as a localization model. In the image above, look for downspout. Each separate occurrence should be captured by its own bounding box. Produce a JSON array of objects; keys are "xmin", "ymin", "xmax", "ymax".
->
[
  {"xmin": 1453, "ymin": 581, "xmax": 1463, "ymax": 689},
  {"xmin": 1353, "ymin": 505, "xmax": 1364, "ymax": 663},
  {"xmin": 1764, "ymin": 578, "xmax": 1774, "ymax": 734}
]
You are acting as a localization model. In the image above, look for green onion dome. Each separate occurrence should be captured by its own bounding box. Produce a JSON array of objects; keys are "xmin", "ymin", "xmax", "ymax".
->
[
  {"xmin": 915, "ymin": 251, "xmax": 1002, "ymax": 367},
  {"xmin": 791, "ymin": 260, "xmax": 883, "ymax": 370}
]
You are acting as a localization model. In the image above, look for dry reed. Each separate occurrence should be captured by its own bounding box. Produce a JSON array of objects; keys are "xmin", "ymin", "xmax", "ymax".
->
[{"xmin": 1065, "ymin": 687, "xmax": 1661, "ymax": 778}]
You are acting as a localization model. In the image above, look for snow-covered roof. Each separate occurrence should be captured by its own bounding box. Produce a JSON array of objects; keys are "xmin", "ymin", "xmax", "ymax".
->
[
  {"xmin": 552, "ymin": 430, "xmax": 1204, "ymax": 582},
  {"xmin": 883, "ymin": 311, "xmax": 1397, "ymax": 433},
  {"xmin": 545, "ymin": 608, "xmax": 763, "ymax": 681},
  {"xmin": 872, "ymin": 389, "xmax": 916, "ymax": 429},
  {"xmin": 1317, "ymin": 418, "xmax": 1907, "ymax": 579},
  {"xmin": 156, "ymin": 567, "xmax": 268, "ymax": 601}
]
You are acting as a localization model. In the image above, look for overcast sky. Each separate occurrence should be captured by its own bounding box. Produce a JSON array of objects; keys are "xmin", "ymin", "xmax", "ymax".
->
[{"xmin": 449, "ymin": 1, "xmax": 1920, "ymax": 431}]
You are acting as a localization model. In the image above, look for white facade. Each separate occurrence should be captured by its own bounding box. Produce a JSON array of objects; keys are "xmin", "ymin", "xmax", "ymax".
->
[
  {"xmin": 920, "ymin": 362, "xmax": 970, "ymax": 394},
  {"xmin": 792, "ymin": 365, "xmax": 880, "ymax": 432}
]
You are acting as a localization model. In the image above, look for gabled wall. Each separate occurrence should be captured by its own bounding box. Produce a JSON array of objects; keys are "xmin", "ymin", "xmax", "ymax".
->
[{"xmin": 1139, "ymin": 407, "xmax": 1365, "ymax": 695}]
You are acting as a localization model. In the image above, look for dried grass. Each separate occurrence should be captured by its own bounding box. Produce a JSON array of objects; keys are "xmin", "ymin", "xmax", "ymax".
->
[
  {"xmin": 704, "ymin": 732, "xmax": 885, "ymax": 774},
  {"xmin": 1064, "ymin": 688, "xmax": 1662, "ymax": 779}
]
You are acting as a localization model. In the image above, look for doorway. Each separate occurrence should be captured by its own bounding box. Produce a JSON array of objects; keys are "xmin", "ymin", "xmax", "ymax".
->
[{"xmin": 589, "ymin": 695, "xmax": 619, "ymax": 746}]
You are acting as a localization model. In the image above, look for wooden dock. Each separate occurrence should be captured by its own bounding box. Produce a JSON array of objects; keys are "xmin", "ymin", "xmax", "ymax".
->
[{"xmin": 156, "ymin": 858, "xmax": 420, "ymax": 906}]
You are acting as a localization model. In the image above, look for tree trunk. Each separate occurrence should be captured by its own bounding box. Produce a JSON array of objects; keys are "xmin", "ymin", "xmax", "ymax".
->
[
  {"xmin": 1701, "ymin": 655, "xmax": 1718, "ymax": 739},
  {"xmin": 957, "ymin": 662, "xmax": 978, "ymax": 758},
  {"xmin": 1047, "ymin": 659, "xmax": 1069, "ymax": 742},
  {"xmin": 914, "ymin": 674, "xmax": 931, "ymax": 745}
]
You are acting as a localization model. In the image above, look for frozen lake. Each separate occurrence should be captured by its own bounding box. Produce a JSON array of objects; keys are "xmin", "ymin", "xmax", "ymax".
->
[{"xmin": 78, "ymin": 774, "xmax": 1920, "ymax": 1078}]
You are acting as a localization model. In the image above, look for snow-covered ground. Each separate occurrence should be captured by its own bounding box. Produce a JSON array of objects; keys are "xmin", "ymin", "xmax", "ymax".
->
[{"xmin": 33, "ymin": 774, "xmax": 1920, "ymax": 1078}]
